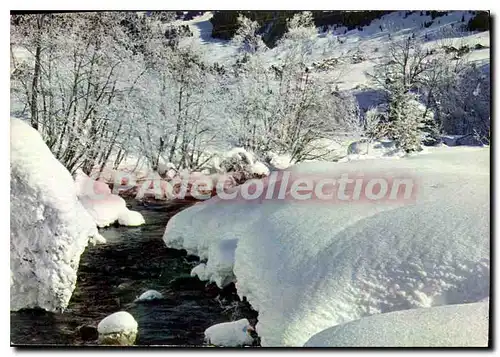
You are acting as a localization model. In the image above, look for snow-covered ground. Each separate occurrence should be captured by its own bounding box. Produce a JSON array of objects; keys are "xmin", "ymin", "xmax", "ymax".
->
[
  {"xmin": 304, "ymin": 301, "xmax": 489, "ymax": 347},
  {"xmin": 163, "ymin": 146, "xmax": 489, "ymax": 346},
  {"xmin": 10, "ymin": 118, "xmax": 101, "ymax": 312}
]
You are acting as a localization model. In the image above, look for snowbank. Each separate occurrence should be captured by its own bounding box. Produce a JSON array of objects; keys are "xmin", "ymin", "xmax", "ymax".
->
[
  {"xmin": 75, "ymin": 171, "xmax": 145, "ymax": 228},
  {"xmin": 10, "ymin": 118, "xmax": 100, "ymax": 312},
  {"xmin": 97, "ymin": 311, "xmax": 138, "ymax": 345},
  {"xmin": 204, "ymin": 318, "xmax": 254, "ymax": 347},
  {"xmin": 304, "ymin": 301, "xmax": 489, "ymax": 347},
  {"xmin": 163, "ymin": 146, "xmax": 489, "ymax": 346}
]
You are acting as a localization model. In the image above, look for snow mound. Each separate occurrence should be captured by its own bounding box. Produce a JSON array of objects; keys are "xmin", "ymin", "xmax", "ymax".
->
[
  {"xmin": 89, "ymin": 232, "xmax": 107, "ymax": 245},
  {"xmin": 10, "ymin": 118, "xmax": 99, "ymax": 312},
  {"xmin": 204, "ymin": 318, "xmax": 254, "ymax": 347},
  {"xmin": 76, "ymin": 171, "xmax": 145, "ymax": 228},
  {"xmin": 97, "ymin": 311, "xmax": 138, "ymax": 345},
  {"xmin": 304, "ymin": 301, "xmax": 489, "ymax": 347},
  {"xmin": 136, "ymin": 290, "xmax": 163, "ymax": 302},
  {"xmin": 250, "ymin": 161, "xmax": 270, "ymax": 176},
  {"xmin": 118, "ymin": 209, "xmax": 146, "ymax": 226},
  {"xmin": 266, "ymin": 152, "xmax": 293, "ymax": 170},
  {"xmin": 98, "ymin": 311, "xmax": 138, "ymax": 335},
  {"xmin": 163, "ymin": 146, "xmax": 489, "ymax": 346},
  {"xmin": 343, "ymin": 139, "xmax": 404, "ymax": 161},
  {"xmin": 74, "ymin": 169, "xmax": 111, "ymax": 196},
  {"xmin": 212, "ymin": 148, "xmax": 269, "ymax": 178},
  {"xmin": 79, "ymin": 194, "xmax": 128, "ymax": 228}
]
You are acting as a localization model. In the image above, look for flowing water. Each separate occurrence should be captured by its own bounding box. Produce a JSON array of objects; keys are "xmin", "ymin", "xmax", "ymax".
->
[{"xmin": 10, "ymin": 201, "xmax": 258, "ymax": 346}]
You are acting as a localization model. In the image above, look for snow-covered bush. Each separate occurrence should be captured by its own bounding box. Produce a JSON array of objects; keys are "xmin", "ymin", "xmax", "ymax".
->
[
  {"xmin": 10, "ymin": 118, "xmax": 100, "ymax": 312},
  {"xmin": 97, "ymin": 311, "xmax": 138, "ymax": 345},
  {"xmin": 211, "ymin": 148, "xmax": 269, "ymax": 182},
  {"xmin": 164, "ymin": 147, "xmax": 489, "ymax": 346},
  {"xmin": 224, "ymin": 13, "xmax": 362, "ymax": 163},
  {"xmin": 304, "ymin": 301, "xmax": 489, "ymax": 347},
  {"xmin": 435, "ymin": 63, "xmax": 490, "ymax": 138}
]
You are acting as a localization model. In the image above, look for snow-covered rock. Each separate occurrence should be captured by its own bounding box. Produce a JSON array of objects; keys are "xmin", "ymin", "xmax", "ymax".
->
[
  {"xmin": 212, "ymin": 147, "xmax": 269, "ymax": 178},
  {"xmin": 97, "ymin": 311, "xmax": 138, "ymax": 345},
  {"xmin": 345, "ymin": 139, "xmax": 402, "ymax": 160},
  {"xmin": 304, "ymin": 301, "xmax": 489, "ymax": 347},
  {"xmin": 76, "ymin": 171, "xmax": 145, "ymax": 228},
  {"xmin": 135, "ymin": 290, "xmax": 163, "ymax": 302},
  {"xmin": 250, "ymin": 161, "xmax": 270, "ymax": 176},
  {"xmin": 204, "ymin": 318, "xmax": 254, "ymax": 347},
  {"xmin": 163, "ymin": 146, "xmax": 490, "ymax": 346},
  {"xmin": 118, "ymin": 209, "xmax": 146, "ymax": 226},
  {"xmin": 10, "ymin": 118, "xmax": 100, "ymax": 312},
  {"xmin": 74, "ymin": 169, "xmax": 111, "ymax": 197},
  {"xmin": 79, "ymin": 194, "xmax": 128, "ymax": 228},
  {"xmin": 89, "ymin": 233, "xmax": 107, "ymax": 245},
  {"xmin": 266, "ymin": 152, "xmax": 294, "ymax": 170}
]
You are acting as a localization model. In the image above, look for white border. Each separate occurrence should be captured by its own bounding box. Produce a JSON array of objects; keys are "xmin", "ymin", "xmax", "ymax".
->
[{"xmin": 3, "ymin": 1, "xmax": 496, "ymax": 356}]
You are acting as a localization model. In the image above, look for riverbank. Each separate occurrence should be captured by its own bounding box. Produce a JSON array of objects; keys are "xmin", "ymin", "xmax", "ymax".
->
[{"xmin": 11, "ymin": 201, "xmax": 258, "ymax": 346}]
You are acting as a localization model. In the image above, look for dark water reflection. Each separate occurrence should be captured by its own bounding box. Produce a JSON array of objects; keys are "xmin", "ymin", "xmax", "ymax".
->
[{"xmin": 11, "ymin": 201, "xmax": 257, "ymax": 346}]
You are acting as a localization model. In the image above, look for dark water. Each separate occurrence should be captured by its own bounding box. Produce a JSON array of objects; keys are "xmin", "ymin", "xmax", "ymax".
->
[{"xmin": 10, "ymin": 201, "xmax": 258, "ymax": 346}]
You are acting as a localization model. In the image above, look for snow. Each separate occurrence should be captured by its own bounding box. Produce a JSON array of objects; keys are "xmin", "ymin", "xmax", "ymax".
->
[
  {"xmin": 304, "ymin": 301, "xmax": 489, "ymax": 347},
  {"xmin": 163, "ymin": 146, "xmax": 489, "ymax": 346},
  {"xmin": 76, "ymin": 171, "xmax": 145, "ymax": 228},
  {"xmin": 250, "ymin": 161, "xmax": 270, "ymax": 176},
  {"xmin": 118, "ymin": 209, "xmax": 146, "ymax": 226},
  {"xmin": 267, "ymin": 152, "xmax": 293, "ymax": 170},
  {"xmin": 136, "ymin": 290, "xmax": 163, "ymax": 301},
  {"xmin": 79, "ymin": 194, "xmax": 128, "ymax": 228},
  {"xmin": 74, "ymin": 169, "xmax": 111, "ymax": 196},
  {"xmin": 175, "ymin": 11, "xmax": 489, "ymax": 94},
  {"xmin": 10, "ymin": 118, "xmax": 100, "ymax": 312},
  {"xmin": 204, "ymin": 318, "xmax": 254, "ymax": 347},
  {"xmin": 191, "ymin": 238, "xmax": 238, "ymax": 287},
  {"xmin": 342, "ymin": 139, "xmax": 405, "ymax": 161},
  {"xmin": 209, "ymin": 148, "xmax": 269, "ymax": 181},
  {"xmin": 89, "ymin": 232, "xmax": 107, "ymax": 245},
  {"xmin": 98, "ymin": 311, "xmax": 138, "ymax": 334}
]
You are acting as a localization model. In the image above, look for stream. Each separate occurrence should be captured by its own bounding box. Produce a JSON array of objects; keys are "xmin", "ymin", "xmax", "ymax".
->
[{"xmin": 10, "ymin": 201, "xmax": 258, "ymax": 346}]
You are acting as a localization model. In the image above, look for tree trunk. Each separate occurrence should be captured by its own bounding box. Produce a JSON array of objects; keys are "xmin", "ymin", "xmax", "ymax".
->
[{"xmin": 30, "ymin": 15, "xmax": 44, "ymax": 130}]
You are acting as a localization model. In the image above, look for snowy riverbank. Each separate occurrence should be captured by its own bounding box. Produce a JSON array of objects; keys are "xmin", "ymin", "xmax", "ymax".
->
[{"xmin": 163, "ymin": 146, "xmax": 490, "ymax": 346}]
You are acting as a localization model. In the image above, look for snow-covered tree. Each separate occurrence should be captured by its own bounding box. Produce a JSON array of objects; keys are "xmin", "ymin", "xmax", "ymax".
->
[
  {"xmin": 367, "ymin": 36, "xmax": 442, "ymax": 151},
  {"xmin": 11, "ymin": 13, "xmax": 146, "ymax": 174},
  {"xmin": 225, "ymin": 12, "xmax": 360, "ymax": 162},
  {"xmin": 232, "ymin": 15, "xmax": 266, "ymax": 55}
]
